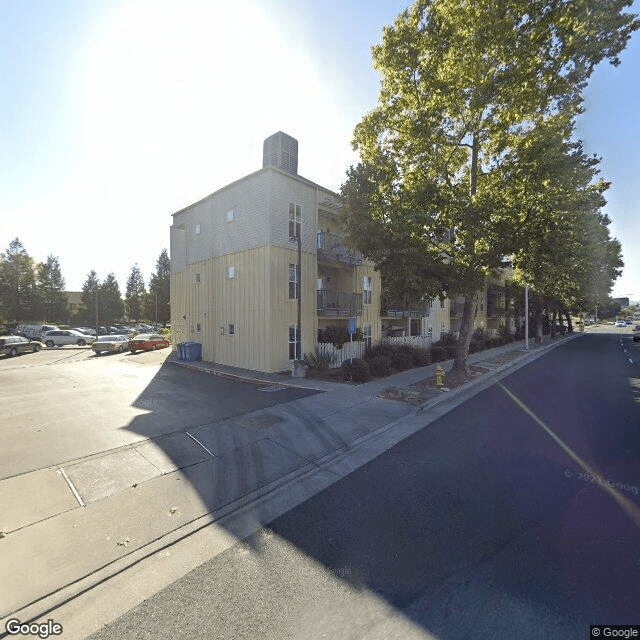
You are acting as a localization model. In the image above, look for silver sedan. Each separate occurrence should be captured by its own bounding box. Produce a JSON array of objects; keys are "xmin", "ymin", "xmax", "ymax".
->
[{"xmin": 91, "ymin": 335, "xmax": 130, "ymax": 355}]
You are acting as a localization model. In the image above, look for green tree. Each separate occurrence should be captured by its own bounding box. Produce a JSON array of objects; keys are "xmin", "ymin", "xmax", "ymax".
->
[
  {"xmin": 100, "ymin": 273, "xmax": 124, "ymax": 325},
  {"xmin": 34, "ymin": 255, "xmax": 68, "ymax": 323},
  {"xmin": 342, "ymin": 0, "xmax": 638, "ymax": 374},
  {"xmin": 146, "ymin": 249, "xmax": 170, "ymax": 325},
  {"xmin": 0, "ymin": 238, "xmax": 37, "ymax": 322},
  {"xmin": 81, "ymin": 270, "xmax": 100, "ymax": 328},
  {"xmin": 496, "ymin": 115, "xmax": 623, "ymax": 340},
  {"xmin": 125, "ymin": 264, "xmax": 146, "ymax": 322}
]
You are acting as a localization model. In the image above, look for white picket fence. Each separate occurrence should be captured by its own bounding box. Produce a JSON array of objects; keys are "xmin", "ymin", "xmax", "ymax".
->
[
  {"xmin": 316, "ymin": 341, "xmax": 366, "ymax": 368},
  {"xmin": 382, "ymin": 335, "xmax": 434, "ymax": 349}
]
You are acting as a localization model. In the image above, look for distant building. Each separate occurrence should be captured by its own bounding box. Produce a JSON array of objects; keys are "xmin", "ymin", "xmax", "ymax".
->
[
  {"xmin": 65, "ymin": 292, "xmax": 85, "ymax": 319},
  {"xmin": 614, "ymin": 297, "xmax": 630, "ymax": 308}
]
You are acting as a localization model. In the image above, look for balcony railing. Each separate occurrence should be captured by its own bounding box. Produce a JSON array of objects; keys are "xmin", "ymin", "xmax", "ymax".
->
[
  {"xmin": 450, "ymin": 301, "xmax": 465, "ymax": 317},
  {"xmin": 381, "ymin": 302, "xmax": 431, "ymax": 317},
  {"xmin": 317, "ymin": 231, "xmax": 363, "ymax": 266},
  {"xmin": 317, "ymin": 290, "xmax": 363, "ymax": 316},
  {"xmin": 487, "ymin": 301, "xmax": 506, "ymax": 317}
]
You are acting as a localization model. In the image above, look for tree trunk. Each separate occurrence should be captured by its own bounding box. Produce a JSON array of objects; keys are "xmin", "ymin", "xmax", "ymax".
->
[
  {"xmin": 550, "ymin": 307, "xmax": 557, "ymax": 339},
  {"xmin": 565, "ymin": 311, "xmax": 573, "ymax": 333},
  {"xmin": 534, "ymin": 297, "xmax": 543, "ymax": 344},
  {"xmin": 452, "ymin": 290, "xmax": 476, "ymax": 375}
]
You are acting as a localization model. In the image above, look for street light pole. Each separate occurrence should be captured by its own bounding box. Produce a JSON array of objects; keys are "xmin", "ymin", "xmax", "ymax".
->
[
  {"xmin": 289, "ymin": 230, "xmax": 302, "ymax": 360},
  {"xmin": 296, "ymin": 231, "xmax": 302, "ymax": 360},
  {"xmin": 524, "ymin": 283, "xmax": 529, "ymax": 350}
]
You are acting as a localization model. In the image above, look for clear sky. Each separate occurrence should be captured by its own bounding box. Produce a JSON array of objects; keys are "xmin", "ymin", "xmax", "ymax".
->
[{"xmin": 1, "ymin": 0, "xmax": 638, "ymax": 302}]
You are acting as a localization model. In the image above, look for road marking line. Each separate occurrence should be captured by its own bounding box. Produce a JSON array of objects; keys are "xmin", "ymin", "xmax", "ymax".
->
[
  {"xmin": 498, "ymin": 382, "xmax": 640, "ymax": 528},
  {"xmin": 58, "ymin": 467, "xmax": 85, "ymax": 507},
  {"xmin": 185, "ymin": 431, "xmax": 215, "ymax": 458}
]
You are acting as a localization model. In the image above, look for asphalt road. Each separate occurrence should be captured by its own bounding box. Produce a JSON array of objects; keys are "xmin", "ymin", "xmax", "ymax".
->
[
  {"xmin": 0, "ymin": 347, "xmax": 318, "ymax": 480},
  {"xmin": 88, "ymin": 332, "xmax": 640, "ymax": 640}
]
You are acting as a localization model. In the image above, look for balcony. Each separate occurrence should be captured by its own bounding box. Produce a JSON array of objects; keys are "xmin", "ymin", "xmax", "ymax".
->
[
  {"xmin": 450, "ymin": 301, "xmax": 465, "ymax": 317},
  {"xmin": 317, "ymin": 290, "xmax": 363, "ymax": 316},
  {"xmin": 317, "ymin": 231, "xmax": 363, "ymax": 266},
  {"xmin": 381, "ymin": 301, "xmax": 431, "ymax": 318},
  {"xmin": 487, "ymin": 301, "xmax": 506, "ymax": 317}
]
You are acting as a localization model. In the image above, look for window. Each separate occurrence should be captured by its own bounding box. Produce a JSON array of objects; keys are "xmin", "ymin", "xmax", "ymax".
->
[
  {"xmin": 194, "ymin": 224, "xmax": 201, "ymax": 235},
  {"xmin": 440, "ymin": 322, "xmax": 446, "ymax": 339},
  {"xmin": 196, "ymin": 323, "xmax": 201, "ymax": 333},
  {"xmin": 289, "ymin": 263, "xmax": 300, "ymax": 299},
  {"xmin": 427, "ymin": 326, "xmax": 433, "ymax": 340},
  {"xmin": 363, "ymin": 324, "xmax": 372, "ymax": 349},
  {"xmin": 289, "ymin": 203, "xmax": 301, "ymax": 239},
  {"xmin": 227, "ymin": 210, "xmax": 235, "ymax": 222},
  {"xmin": 289, "ymin": 324, "xmax": 300, "ymax": 360},
  {"xmin": 227, "ymin": 266, "xmax": 235, "ymax": 278},
  {"xmin": 195, "ymin": 273, "xmax": 201, "ymax": 283},
  {"xmin": 228, "ymin": 324, "xmax": 235, "ymax": 335},
  {"xmin": 440, "ymin": 298, "xmax": 445, "ymax": 309},
  {"xmin": 363, "ymin": 276, "xmax": 372, "ymax": 305}
]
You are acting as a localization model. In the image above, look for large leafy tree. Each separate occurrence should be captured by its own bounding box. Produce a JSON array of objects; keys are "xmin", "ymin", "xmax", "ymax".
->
[
  {"xmin": 0, "ymin": 238, "xmax": 37, "ymax": 322},
  {"xmin": 342, "ymin": 0, "xmax": 638, "ymax": 373},
  {"xmin": 495, "ymin": 114, "xmax": 623, "ymax": 339},
  {"xmin": 125, "ymin": 264, "xmax": 146, "ymax": 322},
  {"xmin": 146, "ymin": 249, "xmax": 170, "ymax": 324},
  {"xmin": 34, "ymin": 255, "xmax": 68, "ymax": 323}
]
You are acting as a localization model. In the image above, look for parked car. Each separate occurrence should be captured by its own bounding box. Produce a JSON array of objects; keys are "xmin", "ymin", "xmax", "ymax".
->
[
  {"xmin": 614, "ymin": 321, "xmax": 626, "ymax": 327},
  {"xmin": 42, "ymin": 329, "xmax": 96, "ymax": 347},
  {"xmin": 0, "ymin": 336, "xmax": 43, "ymax": 357},
  {"xmin": 14, "ymin": 323, "xmax": 59, "ymax": 340},
  {"xmin": 129, "ymin": 334, "xmax": 170, "ymax": 353},
  {"xmin": 91, "ymin": 335, "xmax": 130, "ymax": 355},
  {"xmin": 633, "ymin": 324, "xmax": 640, "ymax": 342},
  {"xmin": 73, "ymin": 327, "xmax": 97, "ymax": 336}
]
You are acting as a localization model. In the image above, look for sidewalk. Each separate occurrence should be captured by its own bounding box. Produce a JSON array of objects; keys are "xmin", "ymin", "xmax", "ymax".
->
[{"xmin": 0, "ymin": 333, "xmax": 580, "ymax": 639}]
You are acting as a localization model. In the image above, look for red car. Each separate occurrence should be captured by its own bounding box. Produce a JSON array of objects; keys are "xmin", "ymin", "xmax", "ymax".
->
[{"xmin": 129, "ymin": 333, "xmax": 170, "ymax": 353}]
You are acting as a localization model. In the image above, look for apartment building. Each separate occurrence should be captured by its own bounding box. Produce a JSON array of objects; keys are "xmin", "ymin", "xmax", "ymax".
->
[
  {"xmin": 169, "ymin": 132, "xmax": 380, "ymax": 373},
  {"xmin": 381, "ymin": 295, "xmax": 451, "ymax": 343}
]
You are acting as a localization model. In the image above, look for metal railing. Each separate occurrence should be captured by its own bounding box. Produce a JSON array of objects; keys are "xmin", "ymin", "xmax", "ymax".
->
[
  {"xmin": 316, "ymin": 231, "xmax": 363, "ymax": 266},
  {"xmin": 317, "ymin": 290, "xmax": 363, "ymax": 316}
]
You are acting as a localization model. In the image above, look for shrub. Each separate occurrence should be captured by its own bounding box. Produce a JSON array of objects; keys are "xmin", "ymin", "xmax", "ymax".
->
[
  {"xmin": 319, "ymin": 325, "xmax": 350, "ymax": 349},
  {"xmin": 438, "ymin": 331, "xmax": 458, "ymax": 346},
  {"xmin": 341, "ymin": 358, "xmax": 371, "ymax": 383},
  {"xmin": 445, "ymin": 345, "xmax": 457, "ymax": 359},
  {"xmin": 430, "ymin": 345, "xmax": 447, "ymax": 362},
  {"xmin": 303, "ymin": 347, "xmax": 336, "ymax": 370},
  {"xmin": 391, "ymin": 350, "xmax": 414, "ymax": 371},
  {"xmin": 368, "ymin": 355, "xmax": 393, "ymax": 377},
  {"xmin": 411, "ymin": 347, "xmax": 431, "ymax": 367},
  {"xmin": 365, "ymin": 343, "xmax": 397, "ymax": 360}
]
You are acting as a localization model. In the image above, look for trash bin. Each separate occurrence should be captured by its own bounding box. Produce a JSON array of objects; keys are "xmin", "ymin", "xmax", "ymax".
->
[
  {"xmin": 177, "ymin": 341, "xmax": 187, "ymax": 360},
  {"xmin": 182, "ymin": 341, "xmax": 202, "ymax": 362}
]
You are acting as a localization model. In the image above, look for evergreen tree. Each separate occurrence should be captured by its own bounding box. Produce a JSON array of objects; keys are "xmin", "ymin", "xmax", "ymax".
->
[
  {"xmin": 146, "ymin": 249, "xmax": 170, "ymax": 324},
  {"xmin": 0, "ymin": 238, "xmax": 37, "ymax": 321},
  {"xmin": 81, "ymin": 271, "xmax": 100, "ymax": 328},
  {"xmin": 100, "ymin": 273, "xmax": 125, "ymax": 325},
  {"xmin": 125, "ymin": 264, "xmax": 146, "ymax": 322},
  {"xmin": 35, "ymin": 255, "xmax": 68, "ymax": 323}
]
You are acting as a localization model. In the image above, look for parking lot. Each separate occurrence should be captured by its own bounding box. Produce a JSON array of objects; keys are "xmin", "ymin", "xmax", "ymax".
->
[{"xmin": 1, "ymin": 345, "xmax": 319, "ymax": 480}]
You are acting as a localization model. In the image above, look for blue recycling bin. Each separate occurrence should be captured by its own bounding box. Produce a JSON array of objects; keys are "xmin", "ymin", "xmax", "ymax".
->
[
  {"xmin": 181, "ymin": 341, "xmax": 202, "ymax": 362},
  {"xmin": 177, "ymin": 342, "xmax": 187, "ymax": 360}
]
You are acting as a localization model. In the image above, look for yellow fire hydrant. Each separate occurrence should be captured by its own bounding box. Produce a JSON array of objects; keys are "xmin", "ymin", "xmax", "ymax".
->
[{"xmin": 435, "ymin": 364, "xmax": 445, "ymax": 387}]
